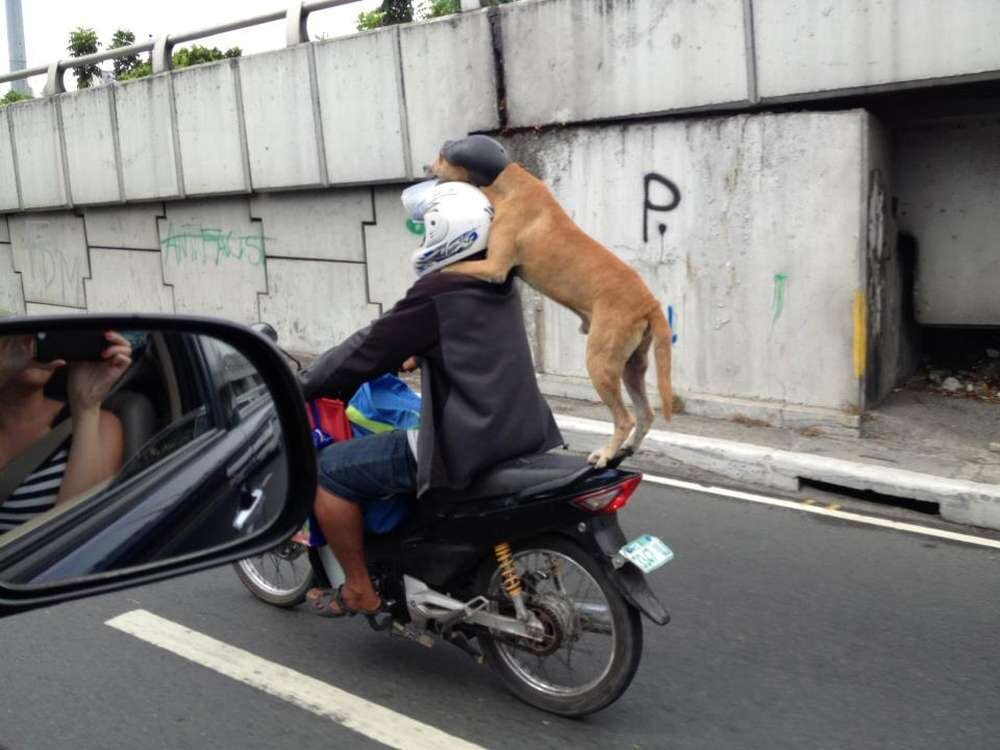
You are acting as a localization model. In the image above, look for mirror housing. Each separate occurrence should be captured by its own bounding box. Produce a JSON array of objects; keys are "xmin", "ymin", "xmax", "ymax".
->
[{"xmin": 0, "ymin": 314, "xmax": 315, "ymax": 617}]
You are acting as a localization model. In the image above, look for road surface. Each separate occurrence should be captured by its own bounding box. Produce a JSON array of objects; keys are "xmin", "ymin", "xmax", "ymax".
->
[{"xmin": 2, "ymin": 479, "xmax": 998, "ymax": 749}]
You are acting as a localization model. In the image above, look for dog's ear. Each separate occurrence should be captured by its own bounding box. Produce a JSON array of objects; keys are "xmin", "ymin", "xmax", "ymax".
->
[
  {"xmin": 427, "ymin": 153, "xmax": 472, "ymax": 183},
  {"xmin": 440, "ymin": 135, "xmax": 511, "ymax": 186}
]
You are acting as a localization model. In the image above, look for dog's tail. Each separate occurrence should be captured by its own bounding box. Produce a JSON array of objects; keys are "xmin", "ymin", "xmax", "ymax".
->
[{"xmin": 648, "ymin": 306, "xmax": 673, "ymax": 420}]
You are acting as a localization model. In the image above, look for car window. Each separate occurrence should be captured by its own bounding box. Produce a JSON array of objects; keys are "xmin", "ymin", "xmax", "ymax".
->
[
  {"xmin": 200, "ymin": 337, "xmax": 270, "ymax": 423},
  {"xmin": 114, "ymin": 333, "xmax": 217, "ymax": 483}
]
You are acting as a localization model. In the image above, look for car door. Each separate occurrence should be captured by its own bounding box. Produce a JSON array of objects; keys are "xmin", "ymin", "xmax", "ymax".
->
[{"xmin": 0, "ymin": 316, "xmax": 313, "ymax": 614}]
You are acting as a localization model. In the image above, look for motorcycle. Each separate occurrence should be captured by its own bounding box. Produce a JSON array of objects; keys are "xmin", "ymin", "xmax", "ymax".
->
[{"xmin": 235, "ymin": 324, "xmax": 674, "ymax": 716}]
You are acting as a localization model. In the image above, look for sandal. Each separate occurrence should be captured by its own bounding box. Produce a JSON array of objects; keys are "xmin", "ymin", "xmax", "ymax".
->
[
  {"xmin": 307, "ymin": 585, "xmax": 383, "ymax": 618},
  {"xmin": 306, "ymin": 587, "xmax": 348, "ymax": 618}
]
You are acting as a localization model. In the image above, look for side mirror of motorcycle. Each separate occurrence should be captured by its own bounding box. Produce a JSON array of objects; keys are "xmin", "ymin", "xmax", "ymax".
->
[{"xmin": 0, "ymin": 314, "xmax": 315, "ymax": 618}]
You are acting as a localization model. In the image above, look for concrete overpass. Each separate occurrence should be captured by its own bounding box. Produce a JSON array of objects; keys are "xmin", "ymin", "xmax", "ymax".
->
[{"xmin": 1, "ymin": 0, "xmax": 999, "ymax": 429}]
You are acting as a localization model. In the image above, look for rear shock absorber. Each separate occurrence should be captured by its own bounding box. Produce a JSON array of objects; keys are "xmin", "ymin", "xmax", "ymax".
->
[{"xmin": 494, "ymin": 542, "xmax": 529, "ymax": 621}]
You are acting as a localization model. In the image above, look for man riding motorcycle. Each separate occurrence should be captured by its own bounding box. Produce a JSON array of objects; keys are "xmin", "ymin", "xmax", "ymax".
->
[{"xmin": 299, "ymin": 181, "xmax": 563, "ymax": 618}]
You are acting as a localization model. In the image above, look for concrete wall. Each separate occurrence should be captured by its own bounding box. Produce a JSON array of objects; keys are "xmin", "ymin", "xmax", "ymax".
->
[
  {"xmin": 115, "ymin": 74, "xmax": 181, "ymax": 200},
  {"xmin": 0, "ymin": 9, "xmax": 496, "ymax": 212},
  {"xmin": 7, "ymin": 98, "xmax": 68, "ymax": 209},
  {"xmin": 0, "ymin": 109, "xmax": 889, "ymax": 426},
  {"xmin": 754, "ymin": 0, "xmax": 1000, "ymax": 100},
  {"xmin": 4, "ymin": 0, "xmax": 1000, "ymax": 215},
  {"xmin": 863, "ymin": 117, "xmax": 920, "ymax": 406},
  {"xmin": 3, "ymin": 0, "xmax": 996, "ymax": 422},
  {"xmin": 400, "ymin": 12, "xmax": 498, "ymax": 177},
  {"xmin": 0, "ymin": 216, "xmax": 23, "ymax": 317},
  {"xmin": 896, "ymin": 117, "xmax": 1000, "ymax": 326},
  {"xmin": 0, "ymin": 186, "xmax": 412, "ymax": 356},
  {"xmin": 502, "ymin": 0, "xmax": 751, "ymax": 126},
  {"xmin": 9, "ymin": 213, "xmax": 88, "ymax": 309},
  {"xmin": 506, "ymin": 110, "xmax": 878, "ymax": 425}
]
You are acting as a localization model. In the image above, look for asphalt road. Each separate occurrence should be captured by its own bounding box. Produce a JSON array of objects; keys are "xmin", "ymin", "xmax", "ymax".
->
[{"xmin": 1, "ymin": 481, "xmax": 998, "ymax": 750}]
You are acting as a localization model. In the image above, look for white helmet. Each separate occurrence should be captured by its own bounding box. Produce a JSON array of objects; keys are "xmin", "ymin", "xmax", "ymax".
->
[{"xmin": 402, "ymin": 181, "xmax": 493, "ymax": 277}]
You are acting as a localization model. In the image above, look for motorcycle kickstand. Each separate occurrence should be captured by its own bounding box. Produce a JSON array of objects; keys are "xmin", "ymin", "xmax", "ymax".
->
[{"xmin": 443, "ymin": 630, "xmax": 484, "ymax": 664}]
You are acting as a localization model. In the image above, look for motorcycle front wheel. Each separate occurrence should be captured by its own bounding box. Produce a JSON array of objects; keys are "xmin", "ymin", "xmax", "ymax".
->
[
  {"xmin": 476, "ymin": 535, "xmax": 643, "ymax": 717},
  {"xmin": 234, "ymin": 538, "xmax": 316, "ymax": 608}
]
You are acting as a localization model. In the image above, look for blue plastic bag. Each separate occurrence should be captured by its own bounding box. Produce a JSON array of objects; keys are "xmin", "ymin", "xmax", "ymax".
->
[
  {"xmin": 347, "ymin": 374, "xmax": 421, "ymax": 534},
  {"xmin": 306, "ymin": 374, "xmax": 421, "ymax": 542},
  {"xmin": 347, "ymin": 374, "xmax": 421, "ymax": 437}
]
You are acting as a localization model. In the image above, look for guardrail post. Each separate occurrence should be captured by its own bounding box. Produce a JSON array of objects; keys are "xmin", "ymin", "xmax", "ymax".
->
[
  {"xmin": 152, "ymin": 35, "xmax": 173, "ymax": 74},
  {"xmin": 286, "ymin": 2, "xmax": 310, "ymax": 46},
  {"xmin": 42, "ymin": 61, "xmax": 65, "ymax": 97}
]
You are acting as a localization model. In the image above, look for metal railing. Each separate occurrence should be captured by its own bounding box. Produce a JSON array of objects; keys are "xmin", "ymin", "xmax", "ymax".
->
[{"xmin": 0, "ymin": 0, "xmax": 483, "ymax": 97}]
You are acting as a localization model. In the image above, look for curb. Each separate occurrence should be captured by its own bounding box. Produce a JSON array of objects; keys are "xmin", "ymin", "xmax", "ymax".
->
[{"xmin": 554, "ymin": 414, "xmax": 1000, "ymax": 532}]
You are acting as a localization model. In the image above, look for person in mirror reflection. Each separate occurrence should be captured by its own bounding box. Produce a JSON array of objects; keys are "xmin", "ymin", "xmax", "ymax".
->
[{"xmin": 0, "ymin": 331, "xmax": 133, "ymax": 533}]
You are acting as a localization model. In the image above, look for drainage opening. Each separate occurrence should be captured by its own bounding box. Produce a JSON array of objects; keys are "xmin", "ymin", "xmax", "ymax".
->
[{"xmin": 800, "ymin": 479, "xmax": 940, "ymax": 516}]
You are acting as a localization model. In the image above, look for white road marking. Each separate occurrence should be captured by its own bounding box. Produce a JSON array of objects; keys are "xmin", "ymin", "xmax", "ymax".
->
[
  {"xmin": 642, "ymin": 473, "xmax": 1000, "ymax": 551},
  {"xmin": 106, "ymin": 609, "xmax": 487, "ymax": 750}
]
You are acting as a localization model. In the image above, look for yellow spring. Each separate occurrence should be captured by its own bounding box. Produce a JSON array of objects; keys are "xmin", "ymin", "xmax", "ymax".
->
[{"xmin": 493, "ymin": 542, "xmax": 522, "ymax": 598}]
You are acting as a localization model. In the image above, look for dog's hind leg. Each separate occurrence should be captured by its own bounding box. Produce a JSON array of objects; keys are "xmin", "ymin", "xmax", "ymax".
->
[
  {"xmin": 621, "ymin": 326, "xmax": 654, "ymax": 454},
  {"xmin": 585, "ymin": 316, "xmax": 645, "ymax": 468}
]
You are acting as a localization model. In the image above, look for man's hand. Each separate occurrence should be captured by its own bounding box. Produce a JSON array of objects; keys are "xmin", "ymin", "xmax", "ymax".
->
[{"xmin": 400, "ymin": 356, "xmax": 420, "ymax": 373}]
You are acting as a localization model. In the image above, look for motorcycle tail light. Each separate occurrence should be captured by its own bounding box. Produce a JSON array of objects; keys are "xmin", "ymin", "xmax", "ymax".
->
[{"xmin": 570, "ymin": 474, "xmax": 643, "ymax": 514}]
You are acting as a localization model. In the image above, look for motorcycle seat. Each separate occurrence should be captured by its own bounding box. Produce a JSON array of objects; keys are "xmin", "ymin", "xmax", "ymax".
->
[{"xmin": 430, "ymin": 451, "xmax": 593, "ymax": 505}]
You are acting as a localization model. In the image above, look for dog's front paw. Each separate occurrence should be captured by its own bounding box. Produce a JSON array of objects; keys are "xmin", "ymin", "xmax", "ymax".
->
[{"xmin": 587, "ymin": 448, "xmax": 611, "ymax": 469}]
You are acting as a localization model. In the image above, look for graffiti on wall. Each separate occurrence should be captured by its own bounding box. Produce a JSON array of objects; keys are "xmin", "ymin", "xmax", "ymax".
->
[
  {"xmin": 642, "ymin": 173, "xmax": 681, "ymax": 244},
  {"xmin": 161, "ymin": 225, "xmax": 267, "ymax": 268},
  {"xmin": 772, "ymin": 273, "xmax": 788, "ymax": 323},
  {"xmin": 640, "ymin": 173, "xmax": 682, "ymax": 344},
  {"xmin": 23, "ymin": 247, "xmax": 84, "ymax": 307}
]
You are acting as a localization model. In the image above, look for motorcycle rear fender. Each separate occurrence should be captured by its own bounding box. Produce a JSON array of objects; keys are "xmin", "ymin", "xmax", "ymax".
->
[{"xmin": 587, "ymin": 516, "xmax": 670, "ymax": 627}]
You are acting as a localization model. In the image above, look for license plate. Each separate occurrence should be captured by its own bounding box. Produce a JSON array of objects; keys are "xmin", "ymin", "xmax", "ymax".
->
[{"xmin": 619, "ymin": 534, "xmax": 674, "ymax": 574}]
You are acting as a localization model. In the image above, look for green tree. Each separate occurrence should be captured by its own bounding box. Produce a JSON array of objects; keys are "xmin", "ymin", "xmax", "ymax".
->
[
  {"xmin": 0, "ymin": 89, "xmax": 33, "ymax": 107},
  {"xmin": 117, "ymin": 44, "xmax": 242, "ymax": 82},
  {"xmin": 357, "ymin": 0, "xmax": 414, "ymax": 30},
  {"xmin": 109, "ymin": 29, "xmax": 140, "ymax": 80},
  {"xmin": 67, "ymin": 27, "xmax": 102, "ymax": 89},
  {"xmin": 356, "ymin": 9, "xmax": 387, "ymax": 30},
  {"xmin": 172, "ymin": 44, "xmax": 241, "ymax": 68},
  {"xmin": 380, "ymin": 0, "xmax": 414, "ymax": 23},
  {"xmin": 423, "ymin": 0, "xmax": 517, "ymax": 19},
  {"xmin": 423, "ymin": 0, "xmax": 460, "ymax": 18},
  {"xmin": 117, "ymin": 62, "xmax": 152, "ymax": 81}
]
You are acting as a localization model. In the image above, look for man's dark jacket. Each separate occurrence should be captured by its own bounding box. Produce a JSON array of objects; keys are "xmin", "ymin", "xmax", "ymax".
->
[{"xmin": 299, "ymin": 271, "xmax": 564, "ymax": 496}]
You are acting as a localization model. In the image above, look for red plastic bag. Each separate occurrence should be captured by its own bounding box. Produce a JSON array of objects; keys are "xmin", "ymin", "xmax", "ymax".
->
[
  {"xmin": 306, "ymin": 398, "xmax": 353, "ymax": 448},
  {"xmin": 303, "ymin": 398, "xmax": 354, "ymax": 546}
]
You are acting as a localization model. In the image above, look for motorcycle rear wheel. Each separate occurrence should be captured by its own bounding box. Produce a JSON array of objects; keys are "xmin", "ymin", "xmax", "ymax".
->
[
  {"xmin": 476, "ymin": 535, "xmax": 643, "ymax": 717},
  {"xmin": 234, "ymin": 539, "xmax": 316, "ymax": 608}
]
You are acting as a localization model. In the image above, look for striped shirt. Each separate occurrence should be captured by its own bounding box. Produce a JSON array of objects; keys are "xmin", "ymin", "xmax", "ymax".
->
[{"xmin": 0, "ymin": 438, "xmax": 71, "ymax": 533}]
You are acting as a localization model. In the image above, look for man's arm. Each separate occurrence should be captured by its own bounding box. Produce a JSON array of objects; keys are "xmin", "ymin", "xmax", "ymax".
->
[{"xmin": 299, "ymin": 296, "xmax": 438, "ymax": 402}]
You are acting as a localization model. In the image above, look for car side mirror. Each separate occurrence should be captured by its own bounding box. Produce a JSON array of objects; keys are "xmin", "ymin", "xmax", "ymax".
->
[{"xmin": 0, "ymin": 315, "xmax": 315, "ymax": 617}]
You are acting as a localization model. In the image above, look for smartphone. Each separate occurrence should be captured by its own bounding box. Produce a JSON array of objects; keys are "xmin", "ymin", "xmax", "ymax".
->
[{"xmin": 34, "ymin": 330, "xmax": 108, "ymax": 363}]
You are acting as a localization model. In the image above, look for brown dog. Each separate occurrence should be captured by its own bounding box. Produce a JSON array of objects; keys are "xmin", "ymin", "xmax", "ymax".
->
[{"xmin": 427, "ymin": 135, "xmax": 672, "ymax": 467}]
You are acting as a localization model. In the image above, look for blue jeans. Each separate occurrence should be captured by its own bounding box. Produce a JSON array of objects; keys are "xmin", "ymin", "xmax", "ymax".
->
[{"xmin": 315, "ymin": 431, "xmax": 416, "ymax": 534}]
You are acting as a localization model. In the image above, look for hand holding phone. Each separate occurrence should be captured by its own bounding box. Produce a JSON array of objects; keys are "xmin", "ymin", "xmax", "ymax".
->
[
  {"xmin": 66, "ymin": 332, "xmax": 134, "ymax": 412},
  {"xmin": 34, "ymin": 330, "xmax": 109, "ymax": 363}
]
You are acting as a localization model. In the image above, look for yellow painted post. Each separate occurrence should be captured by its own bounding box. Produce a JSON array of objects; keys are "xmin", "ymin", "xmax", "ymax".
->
[{"xmin": 853, "ymin": 291, "xmax": 867, "ymax": 379}]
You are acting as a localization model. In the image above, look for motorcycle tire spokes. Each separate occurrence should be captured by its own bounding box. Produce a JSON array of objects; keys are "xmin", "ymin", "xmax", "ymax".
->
[
  {"xmin": 489, "ymin": 549, "xmax": 616, "ymax": 698},
  {"xmin": 234, "ymin": 541, "xmax": 315, "ymax": 607}
]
